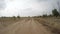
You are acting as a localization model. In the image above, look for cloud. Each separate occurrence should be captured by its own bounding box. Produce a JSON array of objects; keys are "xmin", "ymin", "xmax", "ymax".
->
[
  {"xmin": 0, "ymin": 0, "xmax": 60, "ymax": 17},
  {"xmin": 0, "ymin": 0, "xmax": 6, "ymax": 10}
]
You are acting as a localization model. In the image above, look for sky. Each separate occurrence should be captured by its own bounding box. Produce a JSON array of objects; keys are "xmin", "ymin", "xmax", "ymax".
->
[{"xmin": 0, "ymin": 0, "xmax": 60, "ymax": 17}]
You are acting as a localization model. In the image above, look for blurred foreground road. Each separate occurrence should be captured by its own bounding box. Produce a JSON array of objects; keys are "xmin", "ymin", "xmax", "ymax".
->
[{"xmin": 0, "ymin": 18, "xmax": 52, "ymax": 34}]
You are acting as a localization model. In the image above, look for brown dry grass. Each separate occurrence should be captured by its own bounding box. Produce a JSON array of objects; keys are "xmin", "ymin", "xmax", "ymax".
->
[
  {"xmin": 0, "ymin": 17, "xmax": 31, "ymax": 29},
  {"xmin": 34, "ymin": 17, "xmax": 60, "ymax": 34},
  {"xmin": 0, "ymin": 17, "xmax": 22, "ymax": 29}
]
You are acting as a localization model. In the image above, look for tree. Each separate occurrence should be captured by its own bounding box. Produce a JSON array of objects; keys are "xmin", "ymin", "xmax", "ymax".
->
[
  {"xmin": 13, "ymin": 16, "xmax": 16, "ymax": 20},
  {"xmin": 52, "ymin": 9, "xmax": 59, "ymax": 17},
  {"xmin": 17, "ymin": 16, "xmax": 20, "ymax": 18}
]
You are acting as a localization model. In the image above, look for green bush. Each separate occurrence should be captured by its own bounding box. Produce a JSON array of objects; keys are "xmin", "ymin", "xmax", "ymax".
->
[
  {"xmin": 17, "ymin": 16, "xmax": 20, "ymax": 18},
  {"xmin": 52, "ymin": 9, "xmax": 59, "ymax": 17}
]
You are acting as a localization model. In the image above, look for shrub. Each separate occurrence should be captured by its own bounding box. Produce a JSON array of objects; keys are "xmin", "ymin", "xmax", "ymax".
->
[
  {"xmin": 42, "ymin": 14, "xmax": 47, "ymax": 17},
  {"xmin": 17, "ymin": 16, "xmax": 20, "ymax": 18},
  {"xmin": 52, "ymin": 9, "xmax": 59, "ymax": 17},
  {"xmin": 13, "ymin": 16, "xmax": 16, "ymax": 20}
]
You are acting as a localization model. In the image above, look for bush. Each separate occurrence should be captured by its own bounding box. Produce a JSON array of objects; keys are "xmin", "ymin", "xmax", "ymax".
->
[
  {"xmin": 17, "ymin": 16, "xmax": 20, "ymax": 18},
  {"xmin": 52, "ymin": 9, "xmax": 59, "ymax": 17},
  {"xmin": 42, "ymin": 14, "xmax": 47, "ymax": 17},
  {"xmin": 13, "ymin": 16, "xmax": 16, "ymax": 20}
]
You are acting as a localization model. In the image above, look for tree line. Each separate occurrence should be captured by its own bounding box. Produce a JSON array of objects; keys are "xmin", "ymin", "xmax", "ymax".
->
[{"xmin": 42, "ymin": 9, "xmax": 60, "ymax": 17}]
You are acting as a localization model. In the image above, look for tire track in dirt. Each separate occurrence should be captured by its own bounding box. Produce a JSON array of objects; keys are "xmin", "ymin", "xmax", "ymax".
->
[{"xmin": 30, "ymin": 18, "xmax": 52, "ymax": 34}]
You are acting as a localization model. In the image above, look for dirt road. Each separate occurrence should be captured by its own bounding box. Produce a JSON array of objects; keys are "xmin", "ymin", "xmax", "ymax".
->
[{"xmin": 0, "ymin": 18, "xmax": 52, "ymax": 34}]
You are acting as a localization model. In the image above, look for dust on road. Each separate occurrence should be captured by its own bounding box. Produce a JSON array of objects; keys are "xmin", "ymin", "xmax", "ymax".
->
[{"xmin": 0, "ymin": 18, "xmax": 52, "ymax": 34}]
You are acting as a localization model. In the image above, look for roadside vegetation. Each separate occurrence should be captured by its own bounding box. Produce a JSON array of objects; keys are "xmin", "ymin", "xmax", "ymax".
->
[
  {"xmin": 34, "ymin": 9, "xmax": 60, "ymax": 34},
  {"xmin": 0, "ymin": 16, "xmax": 21, "ymax": 29}
]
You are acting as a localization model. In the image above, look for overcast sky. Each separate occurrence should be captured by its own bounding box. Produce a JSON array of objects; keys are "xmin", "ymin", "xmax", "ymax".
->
[{"xmin": 0, "ymin": 0, "xmax": 60, "ymax": 17}]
